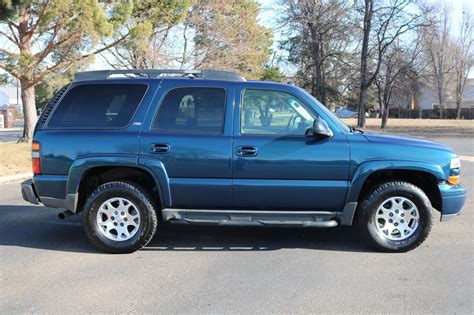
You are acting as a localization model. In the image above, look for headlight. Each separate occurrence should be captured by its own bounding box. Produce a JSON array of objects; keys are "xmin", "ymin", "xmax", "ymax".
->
[
  {"xmin": 450, "ymin": 157, "xmax": 460, "ymax": 169},
  {"xmin": 448, "ymin": 157, "xmax": 461, "ymax": 184}
]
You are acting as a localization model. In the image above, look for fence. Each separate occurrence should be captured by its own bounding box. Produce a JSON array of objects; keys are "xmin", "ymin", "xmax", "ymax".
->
[{"xmin": 388, "ymin": 108, "xmax": 474, "ymax": 119}]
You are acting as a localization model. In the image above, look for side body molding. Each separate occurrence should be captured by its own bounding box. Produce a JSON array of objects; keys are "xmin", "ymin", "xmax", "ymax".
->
[
  {"xmin": 66, "ymin": 155, "xmax": 171, "ymax": 212},
  {"xmin": 346, "ymin": 160, "xmax": 446, "ymax": 204}
]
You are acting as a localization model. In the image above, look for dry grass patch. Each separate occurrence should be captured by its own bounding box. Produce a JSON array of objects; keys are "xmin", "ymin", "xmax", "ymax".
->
[
  {"xmin": 0, "ymin": 142, "xmax": 31, "ymax": 177},
  {"xmin": 342, "ymin": 118, "xmax": 474, "ymax": 135}
]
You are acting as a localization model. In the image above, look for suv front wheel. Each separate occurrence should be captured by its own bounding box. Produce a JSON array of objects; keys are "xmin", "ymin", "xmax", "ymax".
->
[
  {"xmin": 358, "ymin": 181, "xmax": 433, "ymax": 252},
  {"xmin": 83, "ymin": 181, "xmax": 158, "ymax": 253}
]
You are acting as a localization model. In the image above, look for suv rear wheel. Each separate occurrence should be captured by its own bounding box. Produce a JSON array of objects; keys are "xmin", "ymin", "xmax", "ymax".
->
[
  {"xmin": 83, "ymin": 181, "xmax": 158, "ymax": 253},
  {"xmin": 358, "ymin": 181, "xmax": 433, "ymax": 252}
]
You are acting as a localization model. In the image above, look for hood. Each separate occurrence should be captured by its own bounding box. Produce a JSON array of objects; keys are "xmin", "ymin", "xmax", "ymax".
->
[{"xmin": 363, "ymin": 133, "xmax": 453, "ymax": 152}]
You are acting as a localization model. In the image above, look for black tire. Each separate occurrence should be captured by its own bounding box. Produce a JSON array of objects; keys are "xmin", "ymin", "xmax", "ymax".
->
[
  {"xmin": 358, "ymin": 181, "xmax": 433, "ymax": 252},
  {"xmin": 83, "ymin": 181, "xmax": 158, "ymax": 254}
]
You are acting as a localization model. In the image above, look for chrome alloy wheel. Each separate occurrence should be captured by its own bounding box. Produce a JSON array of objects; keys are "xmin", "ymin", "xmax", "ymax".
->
[
  {"xmin": 375, "ymin": 196, "xmax": 419, "ymax": 241},
  {"xmin": 96, "ymin": 197, "xmax": 141, "ymax": 241}
]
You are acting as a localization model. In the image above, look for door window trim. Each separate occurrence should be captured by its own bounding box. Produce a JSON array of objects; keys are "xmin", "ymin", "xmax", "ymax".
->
[
  {"xmin": 238, "ymin": 88, "xmax": 320, "ymax": 137},
  {"xmin": 150, "ymin": 86, "xmax": 228, "ymax": 135}
]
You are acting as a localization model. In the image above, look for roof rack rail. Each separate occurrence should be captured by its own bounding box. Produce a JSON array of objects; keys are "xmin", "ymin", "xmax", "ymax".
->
[{"xmin": 74, "ymin": 69, "xmax": 246, "ymax": 82}]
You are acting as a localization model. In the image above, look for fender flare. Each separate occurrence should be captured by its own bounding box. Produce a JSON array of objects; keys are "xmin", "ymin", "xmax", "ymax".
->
[
  {"xmin": 346, "ymin": 159, "xmax": 445, "ymax": 204},
  {"xmin": 66, "ymin": 155, "xmax": 171, "ymax": 212}
]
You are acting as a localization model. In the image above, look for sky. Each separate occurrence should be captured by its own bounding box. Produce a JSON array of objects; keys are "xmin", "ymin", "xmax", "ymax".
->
[{"xmin": 1, "ymin": 0, "xmax": 473, "ymax": 78}]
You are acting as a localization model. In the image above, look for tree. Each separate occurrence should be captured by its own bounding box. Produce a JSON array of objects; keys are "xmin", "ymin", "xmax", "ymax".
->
[
  {"xmin": 375, "ymin": 39, "xmax": 422, "ymax": 128},
  {"xmin": 102, "ymin": 1, "xmax": 191, "ymax": 70},
  {"xmin": 0, "ymin": 73, "xmax": 8, "ymax": 85},
  {"xmin": 35, "ymin": 66, "xmax": 77, "ymax": 111},
  {"xmin": 420, "ymin": 3, "xmax": 454, "ymax": 119},
  {"xmin": 356, "ymin": 0, "xmax": 422, "ymax": 127},
  {"xmin": 279, "ymin": 0, "xmax": 353, "ymax": 106},
  {"xmin": 0, "ymin": 0, "xmax": 132, "ymax": 141},
  {"xmin": 453, "ymin": 9, "xmax": 474, "ymax": 119},
  {"xmin": 187, "ymin": 0, "xmax": 272, "ymax": 80},
  {"xmin": 260, "ymin": 65, "xmax": 285, "ymax": 82}
]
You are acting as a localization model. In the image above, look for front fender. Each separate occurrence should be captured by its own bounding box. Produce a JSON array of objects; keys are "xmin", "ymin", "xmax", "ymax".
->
[{"xmin": 346, "ymin": 159, "xmax": 446, "ymax": 203}]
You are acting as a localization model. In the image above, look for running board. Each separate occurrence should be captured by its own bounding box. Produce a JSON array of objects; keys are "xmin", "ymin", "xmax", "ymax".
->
[{"xmin": 162, "ymin": 209, "xmax": 339, "ymax": 228}]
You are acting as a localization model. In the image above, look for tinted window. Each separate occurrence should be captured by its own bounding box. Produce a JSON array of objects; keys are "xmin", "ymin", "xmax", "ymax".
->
[
  {"xmin": 241, "ymin": 89, "xmax": 315, "ymax": 135},
  {"xmin": 48, "ymin": 84, "xmax": 147, "ymax": 128},
  {"xmin": 153, "ymin": 87, "xmax": 226, "ymax": 133}
]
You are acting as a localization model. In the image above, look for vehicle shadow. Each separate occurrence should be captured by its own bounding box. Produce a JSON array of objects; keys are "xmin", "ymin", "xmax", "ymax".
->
[{"xmin": 0, "ymin": 205, "xmax": 376, "ymax": 254}]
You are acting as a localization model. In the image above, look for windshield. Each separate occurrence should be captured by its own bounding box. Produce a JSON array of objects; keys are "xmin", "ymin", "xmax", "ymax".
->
[{"xmin": 298, "ymin": 87, "xmax": 351, "ymax": 133}]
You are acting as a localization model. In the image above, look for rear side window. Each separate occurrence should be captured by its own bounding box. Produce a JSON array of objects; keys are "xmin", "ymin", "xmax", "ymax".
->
[
  {"xmin": 153, "ymin": 87, "xmax": 226, "ymax": 133},
  {"xmin": 47, "ymin": 84, "xmax": 147, "ymax": 129}
]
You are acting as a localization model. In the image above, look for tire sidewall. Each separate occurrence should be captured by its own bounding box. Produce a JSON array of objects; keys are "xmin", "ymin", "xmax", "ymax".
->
[
  {"xmin": 364, "ymin": 183, "xmax": 432, "ymax": 251},
  {"xmin": 84, "ymin": 184, "xmax": 153, "ymax": 251}
]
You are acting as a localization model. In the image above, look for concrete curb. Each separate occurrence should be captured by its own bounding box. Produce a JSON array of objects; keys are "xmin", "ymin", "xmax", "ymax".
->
[
  {"xmin": 0, "ymin": 128, "xmax": 23, "ymax": 132},
  {"xmin": 0, "ymin": 173, "xmax": 32, "ymax": 184}
]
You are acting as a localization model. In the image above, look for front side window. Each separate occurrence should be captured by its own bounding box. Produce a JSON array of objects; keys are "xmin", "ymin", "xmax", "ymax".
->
[
  {"xmin": 153, "ymin": 87, "xmax": 226, "ymax": 133},
  {"xmin": 241, "ymin": 89, "xmax": 315, "ymax": 135},
  {"xmin": 48, "ymin": 84, "xmax": 147, "ymax": 129}
]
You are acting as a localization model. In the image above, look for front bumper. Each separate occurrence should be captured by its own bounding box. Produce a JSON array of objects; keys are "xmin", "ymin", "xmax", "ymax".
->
[
  {"xmin": 21, "ymin": 179, "xmax": 39, "ymax": 205},
  {"xmin": 438, "ymin": 183, "xmax": 466, "ymax": 222}
]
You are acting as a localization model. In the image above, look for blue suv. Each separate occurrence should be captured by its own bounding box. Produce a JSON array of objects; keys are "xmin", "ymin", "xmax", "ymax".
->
[{"xmin": 21, "ymin": 69, "xmax": 466, "ymax": 253}]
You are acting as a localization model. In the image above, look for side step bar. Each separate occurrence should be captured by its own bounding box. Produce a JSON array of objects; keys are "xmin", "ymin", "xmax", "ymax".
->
[{"xmin": 162, "ymin": 209, "xmax": 339, "ymax": 228}]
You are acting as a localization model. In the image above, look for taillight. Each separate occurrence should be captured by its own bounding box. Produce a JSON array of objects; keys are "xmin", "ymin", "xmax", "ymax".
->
[{"xmin": 32, "ymin": 141, "xmax": 41, "ymax": 175}]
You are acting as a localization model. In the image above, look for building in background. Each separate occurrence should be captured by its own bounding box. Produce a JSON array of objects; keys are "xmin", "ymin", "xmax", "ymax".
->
[
  {"xmin": 416, "ymin": 78, "xmax": 474, "ymax": 110},
  {"xmin": 0, "ymin": 83, "xmax": 22, "ymax": 114}
]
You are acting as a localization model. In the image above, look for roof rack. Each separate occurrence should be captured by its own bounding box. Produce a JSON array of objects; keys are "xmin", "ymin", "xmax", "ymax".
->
[{"xmin": 73, "ymin": 69, "xmax": 246, "ymax": 82}]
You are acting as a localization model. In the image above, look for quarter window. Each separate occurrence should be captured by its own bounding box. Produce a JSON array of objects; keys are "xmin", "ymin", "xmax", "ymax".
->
[
  {"xmin": 48, "ymin": 84, "xmax": 147, "ymax": 129},
  {"xmin": 153, "ymin": 87, "xmax": 226, "ymax": 133},
  {"xmin": 241, "ymin": 89, "xmax": 315, "ymax": 135}
]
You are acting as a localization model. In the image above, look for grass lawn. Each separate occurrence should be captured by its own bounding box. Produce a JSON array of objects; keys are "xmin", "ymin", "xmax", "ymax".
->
[
  {"xmin": 0, "ymin": 142, "xmax": 31, "ymax": 177},
  {"xmin": 342, "ymin": 118, "xmax": 474, "ymax": 135}
]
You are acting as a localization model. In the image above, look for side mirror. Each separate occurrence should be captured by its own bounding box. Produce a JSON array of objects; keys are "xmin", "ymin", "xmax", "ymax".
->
[{"xmin": 311, "ymin": 118, "xmax": 333, "ymax": 139}]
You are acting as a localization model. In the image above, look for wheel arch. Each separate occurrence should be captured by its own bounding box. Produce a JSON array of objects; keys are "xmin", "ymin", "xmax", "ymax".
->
[
  {"xmin": 66, "ymin": 156, "xmax": 170, "ymax": 213},
  {"xmin": 347, "ymin": 161, "xmax": 444, "ymax": 223}
]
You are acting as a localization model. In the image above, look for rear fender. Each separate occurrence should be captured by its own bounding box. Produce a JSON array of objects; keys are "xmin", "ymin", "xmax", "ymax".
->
[{"xmin": 66, "ymin": 155, "xmax": 171, "ymax": 211}]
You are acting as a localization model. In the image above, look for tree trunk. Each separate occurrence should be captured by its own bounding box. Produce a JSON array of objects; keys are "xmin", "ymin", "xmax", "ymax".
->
[
  {"xmin": 456, "ymin": 100, "xmax": 462, "ymax": 119},
  {"xmin": 17, "ymin": 4, "xmax": 37, "ymax": 142},
  {"xmin": 437, "ymin": 82, "xmax": 444, "ymax": 119},
  {"xmin": 376, "ymin": 82, "xmax": 383, "ymax": 122},
  {"xmin": 381, "ymin": 103, "xmax": 389, "ymax": 128},
  {"xmin": 309, "ymin": 24, "xmax": 325, "ymax": 104},
  {"xmin": 18, "ymin": 80, "xmax": 37, "ymax": 143},
  {"xmin": 357, "ymin": 87, "xmax": 367, "ymax": 127},
  {"xmin": 357, "ymin": 0, "xmax": 373, "ymax": 128}
]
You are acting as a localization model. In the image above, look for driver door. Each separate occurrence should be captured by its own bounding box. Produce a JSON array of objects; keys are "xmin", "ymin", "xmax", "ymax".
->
[{"xmin": 232, "ymin": 83, "xmax": 350, "ymax": 211}]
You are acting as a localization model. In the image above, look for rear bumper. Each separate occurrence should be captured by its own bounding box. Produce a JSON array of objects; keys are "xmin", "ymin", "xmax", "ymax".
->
[
  {"xmin": 21, "ymin": 179, "xmax": 75, "ymax": 211},
  {"xmin": 438, "ymin": 183, "xmax": 466, "ymax": 222},
  {"xmin": 21, "ymin": 179, "xmax": 39, "ymax": 205}
]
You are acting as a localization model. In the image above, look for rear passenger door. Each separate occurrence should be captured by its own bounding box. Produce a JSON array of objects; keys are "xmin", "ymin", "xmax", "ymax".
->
[{"xmin": 139, "ymin": 80, "xmax": 234, "ymax": 209}]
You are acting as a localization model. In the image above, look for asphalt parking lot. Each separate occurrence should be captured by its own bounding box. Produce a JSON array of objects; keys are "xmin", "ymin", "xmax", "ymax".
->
[{"xmin": 1, "ymin": 137, "xmax": 473, "ymax": 313}]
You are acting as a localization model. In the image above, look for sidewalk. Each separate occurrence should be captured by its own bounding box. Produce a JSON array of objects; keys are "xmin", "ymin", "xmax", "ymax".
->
[{"xmin": 0, "ymin": 173, "xmax": 31, "ymax": 184}]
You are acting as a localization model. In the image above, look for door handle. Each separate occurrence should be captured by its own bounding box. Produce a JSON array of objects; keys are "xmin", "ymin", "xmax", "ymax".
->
[
  {"xmin": 149, "ymin": 143, "xmax": 170, "ymax": 153},
  {"xmin": 236, "ymin": 145, "xmax": 258, "ymax": 157}
]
